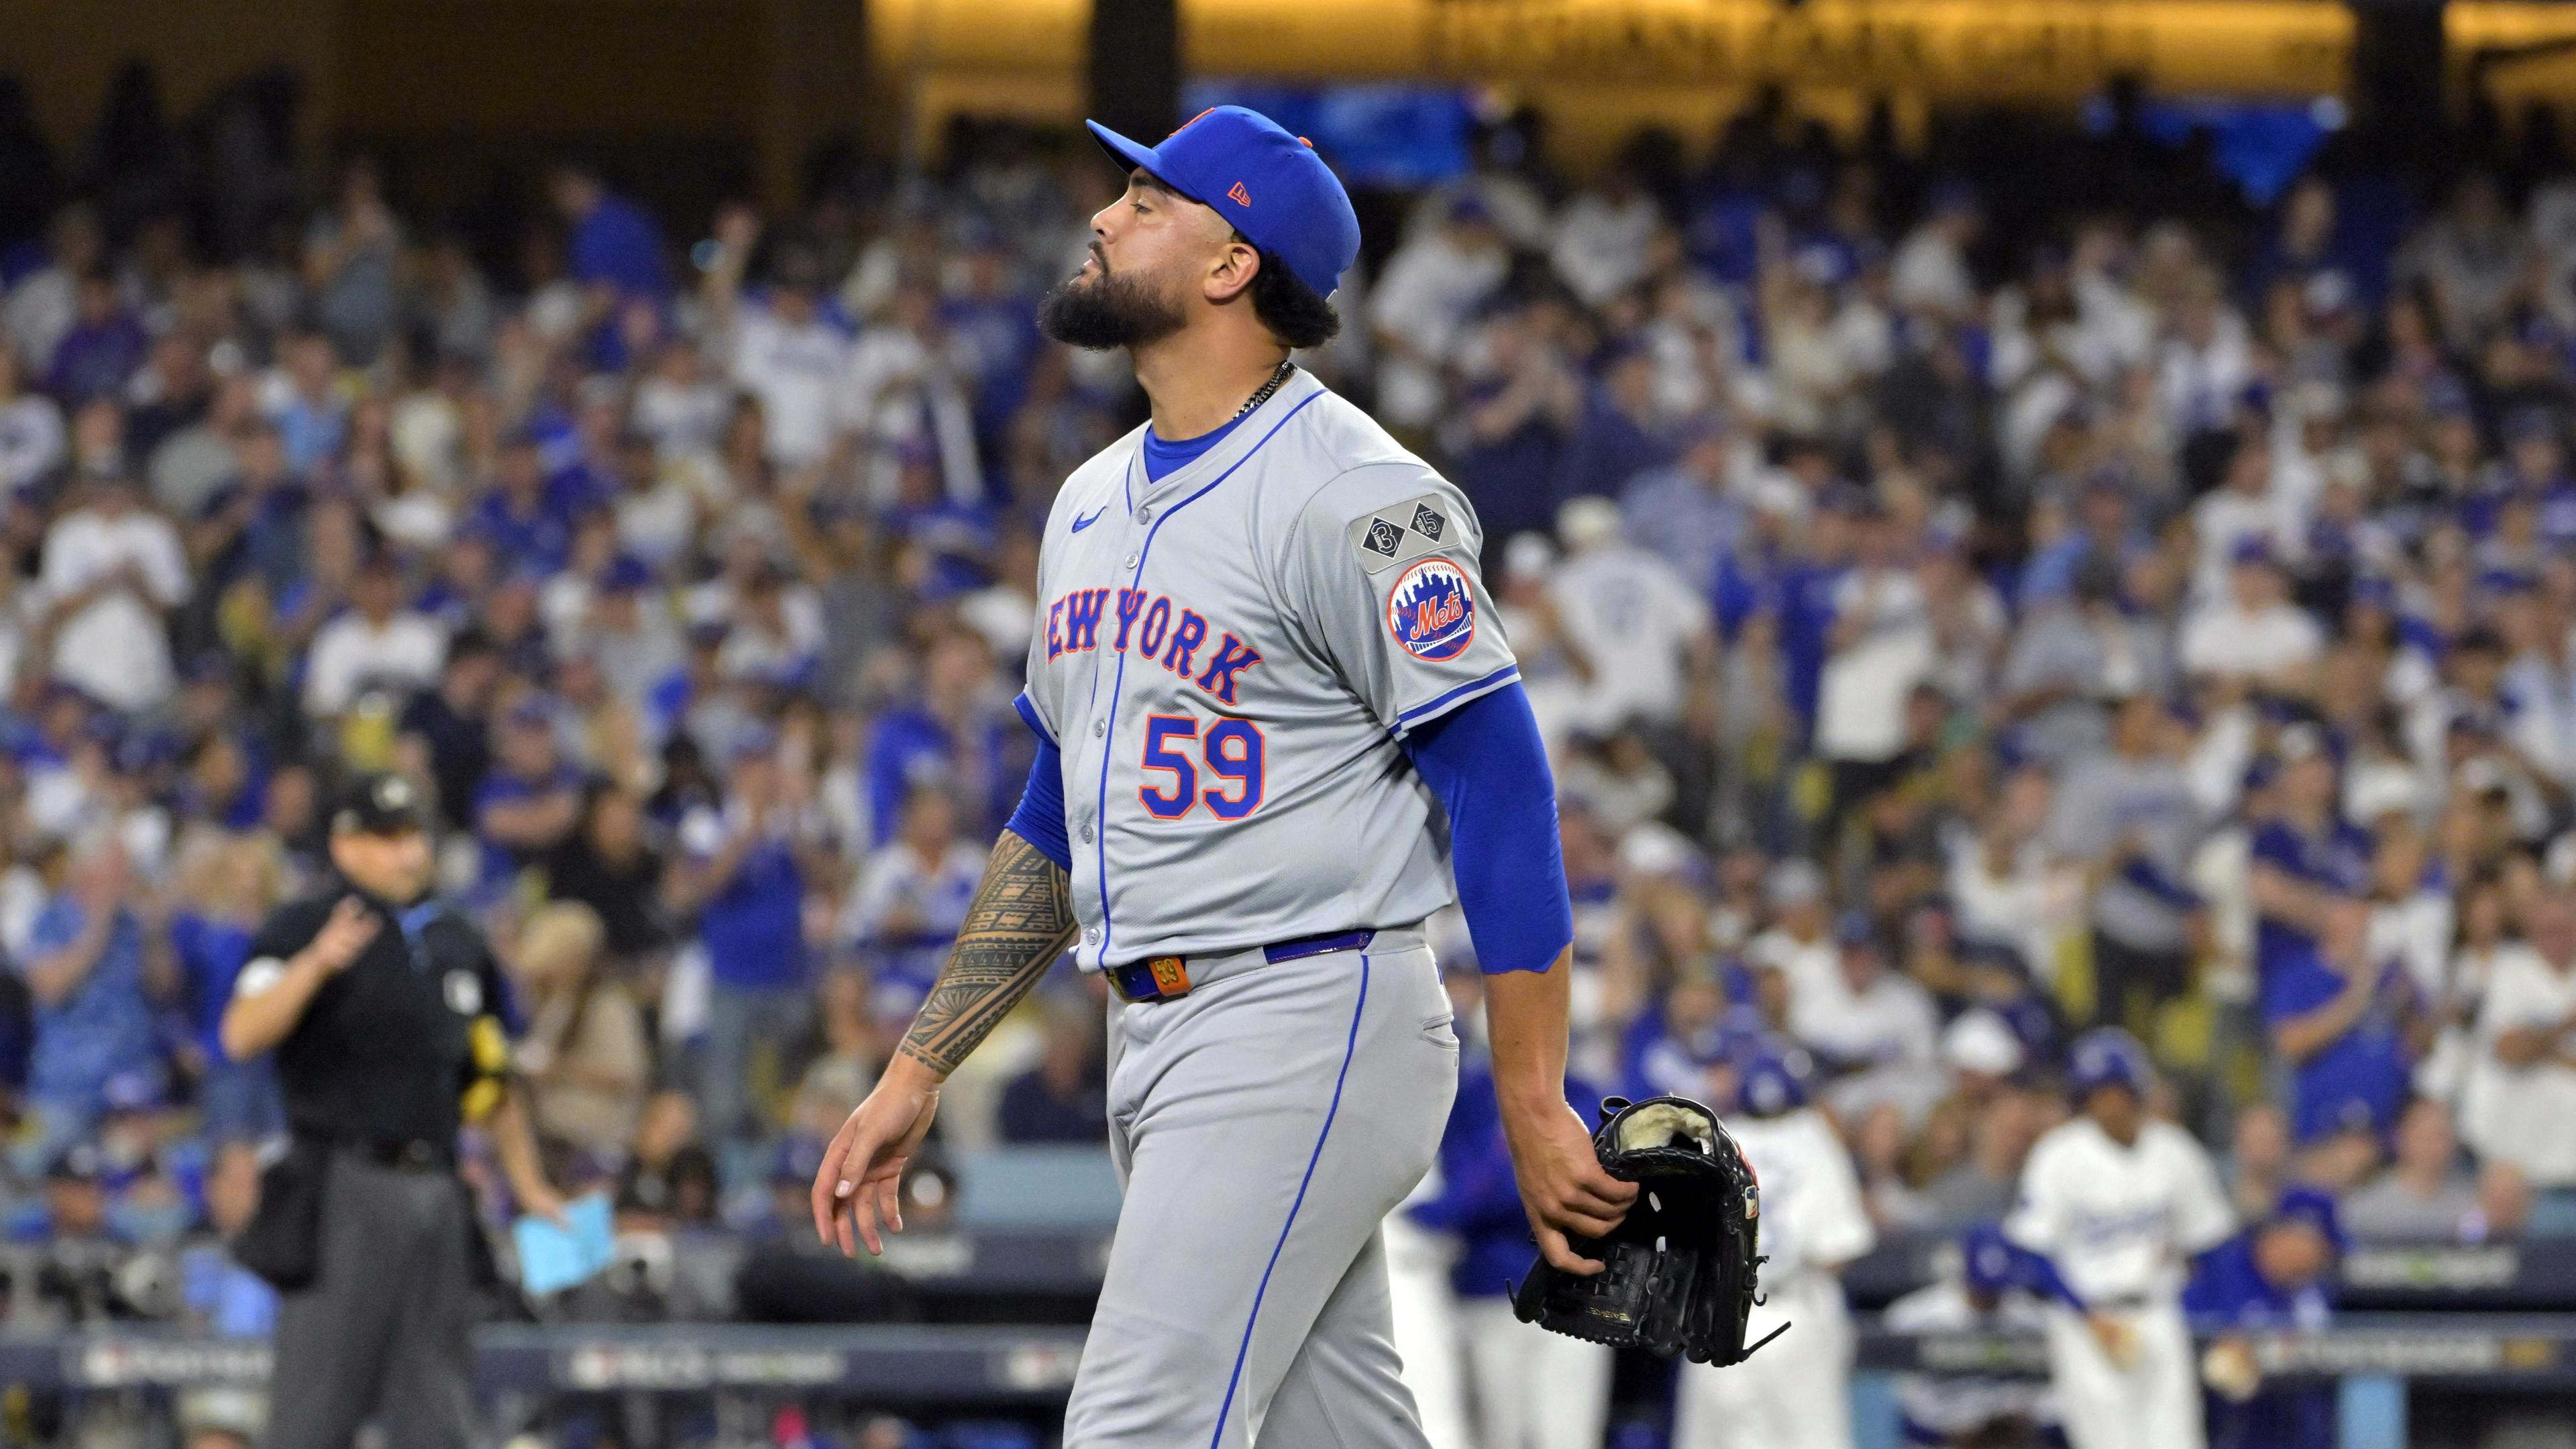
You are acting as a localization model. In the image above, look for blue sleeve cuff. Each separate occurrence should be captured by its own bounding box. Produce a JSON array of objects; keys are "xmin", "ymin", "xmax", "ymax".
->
[
  {"xmin": 1012, "ymin": 690, "xmax": 1057, "ymax": 749},
  {"xmin": 1399, "ymin": 681, "xmax": 1572, "ymax": 976},
  {"xmin": 1391, "ymin": 664, "xmax": 1521, "ymax": 740},
  {"xmin": 1006, "ymin": 701, "xmax": 1071, "ymax": 871}
]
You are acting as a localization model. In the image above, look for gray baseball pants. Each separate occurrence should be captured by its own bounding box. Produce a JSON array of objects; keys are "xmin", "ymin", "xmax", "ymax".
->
[
  {"xmin": 268, "ymin": 1152, "xmax": 477, "ymax": 1449},
  {"xmin": 1065, "ymin": 927, "xmax": 1458, "ymax": 1448}
]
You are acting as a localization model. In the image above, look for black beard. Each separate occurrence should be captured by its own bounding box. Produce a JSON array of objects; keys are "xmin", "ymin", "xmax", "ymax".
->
[{"xmin": 1037, "ymin": 266, "xmax": 1187, "ymax": 351}]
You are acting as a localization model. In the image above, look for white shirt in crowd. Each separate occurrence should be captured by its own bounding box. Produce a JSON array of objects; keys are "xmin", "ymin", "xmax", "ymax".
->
[
  {"xmin": 1815, "ymin": 566, "xmax": 1933, "ymax": 763},
  {"xmin": 3, "ymin": 268, "xmax": 78, "ymax": 378},
  {"xmin": 2005, "ymin": 1116, "xmax": 2236, "ymax": 1303},
  {"xmin": 1890, "ymin": 223, "xmax": 1976, "ymax": 319},
  {"xmin": 2178, "ymin": 600, "xmax": 2323, "ymax": 680},
  {"xmin": 1549, "ymin": 190, "xmax": 1662, "ymax": 307},
  {"xmin": 0, "ymin": 393, "xmax": 66, "ymax": 495},
  {"xmin": 303, "ymin": 608, "xmax": 449, "ymax": 718},
  {"xmin": 40, "ymin": 505, "xmax": 189, "ymax": 712},
  {"xmin": 1548, "ymin": 541, "xmax": 1711, "ymax": 733},
  {"xmin": 1786, "ymin": 963, "xmax": 1938, "ymax": 1072},
  {"xmin": 727, "ymin": 303, "xmax": 853, "ymax": 468},
  {"xmin": 2461, "ymin": 945, "xmax": 2576, "ymax": 1188},
  {"xmin": 1368, "ymin": 228, "xmax": 1511, "ymax": 428}
]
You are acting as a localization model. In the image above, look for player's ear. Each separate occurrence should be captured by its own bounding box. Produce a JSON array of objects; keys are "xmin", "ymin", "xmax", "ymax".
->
[{"xmin": 1204, "ymin": 236, "xmax": 1260, "ymax": 306}]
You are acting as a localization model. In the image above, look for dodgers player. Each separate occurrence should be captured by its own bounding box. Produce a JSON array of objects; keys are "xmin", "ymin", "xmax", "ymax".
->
[
  {"xmin": 2004, "ymin": 1029, "xmax": 2237, "ymax": 1449},
  {"xmin": 1883, "ymin": 1226, "xmax": 2061, "ymax": 1448},
  {"xmin": 1672, "ymin": 1051, "xmax": 1876, "ymax": 1449},
  {"xmin": 812, "ymin": 106, "xmax": 1635, "ymax": 1448}
]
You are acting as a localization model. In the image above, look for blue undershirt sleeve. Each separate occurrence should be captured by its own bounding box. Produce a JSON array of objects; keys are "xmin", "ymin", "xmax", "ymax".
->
[
  {"xmin": 1398, "ymin": 682, "xmax": 1573, "ymax": 976},
  {"xmin": 1005, "ymin": 735, "xmax": 1073, "ymax": 872},
  {"xmin": 2008, "ymin": 1242, "xmax": 2092, "ymax": 1313}
]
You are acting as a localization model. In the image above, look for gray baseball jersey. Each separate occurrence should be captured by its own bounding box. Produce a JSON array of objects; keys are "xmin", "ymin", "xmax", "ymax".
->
[{"xmin": 1018, "ymin": 368, "xmax": 1519, "ymax": 970}]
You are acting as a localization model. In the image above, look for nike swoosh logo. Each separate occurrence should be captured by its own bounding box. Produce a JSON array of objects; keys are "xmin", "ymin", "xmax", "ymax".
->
[{"xmin": 1071, "ymin": 507, "xmax": 1106, "ymax": 533}]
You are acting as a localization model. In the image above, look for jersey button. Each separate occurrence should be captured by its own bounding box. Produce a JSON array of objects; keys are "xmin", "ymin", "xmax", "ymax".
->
[
  {"xmin": 1079, "ymin": 824, "xmax": 1095, "ymax": 843},
  {"xmin": 1136, "ymin": 505, "xmax": 1152, "ymax": 523},
  {"xmin": 1092, "ymin": 721, "xmax": 1106, "ymax": 737},
  {"xmin": 1123, "ymin": 553, "xmax": 1138, "ymax": 570},
  {"xmin": 1085, "ymin": 926, "xmax": 1101, "ymax": 943}
]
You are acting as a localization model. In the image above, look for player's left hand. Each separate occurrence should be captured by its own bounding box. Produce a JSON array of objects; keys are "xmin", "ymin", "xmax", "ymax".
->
[
  {"xmin": 814, "ymin": 1053, "xmax": 944, "ymax": 1256},
  {"xmin": 1503, "ymin": 1100, "xmax": 1640, "ymax": 1277}
]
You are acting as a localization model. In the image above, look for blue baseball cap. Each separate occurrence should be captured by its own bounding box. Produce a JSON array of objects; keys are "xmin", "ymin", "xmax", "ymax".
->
[
  {"xmin": 2068, "ymin": 1027, "xmax": 2151, "ymax": 1099},
  {"xmin": 2271, "ymin": 1185, "xmax": 2348, "ymax": 1254},
  {"xmin": 1085, "ymin": 105, "xmax": 1361, "ymax": 299},
  {"xmin": 1736, "ymin": 1049, "xmax": 1813, "ymax": 1118},
  {"xmin": 1961, "ymin": 1224, "xmax": 2020, "ymax": 1296}
]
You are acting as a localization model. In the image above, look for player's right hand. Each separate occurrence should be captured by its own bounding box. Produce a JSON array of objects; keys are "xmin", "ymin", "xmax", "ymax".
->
[
  {"xmin": 306, "ymin": 898, "xmax": 380, "ymax": 973},
  {"xmin": 1505, "ymin": 1101, "xmax": 1640, "ymax": 1277},
  {"xmin": 813, "ymin": 1054, "xmax": 943, "ymax": 1257}
]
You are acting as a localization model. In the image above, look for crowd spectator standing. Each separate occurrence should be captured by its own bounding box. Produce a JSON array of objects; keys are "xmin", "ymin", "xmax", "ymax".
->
[{"xmin": 3, "ymin": 66, "xmax": 2576, "ymax": 1441}]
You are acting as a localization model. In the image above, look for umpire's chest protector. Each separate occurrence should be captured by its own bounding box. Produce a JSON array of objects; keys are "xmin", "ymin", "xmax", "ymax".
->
[{"xmin": 1021, "ymin": 372, "xmax": 1523, "ymax": 974}]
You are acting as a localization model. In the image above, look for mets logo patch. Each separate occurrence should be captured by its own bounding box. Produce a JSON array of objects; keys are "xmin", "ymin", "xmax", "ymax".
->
[{"xmin": 1387, "ymin": 559, "xmax": 1476, "ymax": 661}]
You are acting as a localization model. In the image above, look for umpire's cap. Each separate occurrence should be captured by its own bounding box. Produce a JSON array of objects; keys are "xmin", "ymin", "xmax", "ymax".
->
[
  {"xmin": 334, "ymin": 771, "xmax": 429, "ymax": 836},
  {"xmin": 1085, "ymin": 105, "xmax": 1360, "ymax": 299},
  {"xmin": 2068, "ymin": 1027, "xmax": 2151, "ymax": 1100}
]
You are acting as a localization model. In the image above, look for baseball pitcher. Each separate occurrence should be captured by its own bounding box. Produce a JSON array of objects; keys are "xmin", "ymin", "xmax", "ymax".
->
[{"xmin": 812, "ymin": 105, "xmax": 1631, "ymax": 1448}]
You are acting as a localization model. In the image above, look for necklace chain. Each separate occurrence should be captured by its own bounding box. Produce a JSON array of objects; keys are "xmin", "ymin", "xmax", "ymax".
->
[{"xmin": 1234, "ymin": 360, "xmax": 1296, "ymax": 421}]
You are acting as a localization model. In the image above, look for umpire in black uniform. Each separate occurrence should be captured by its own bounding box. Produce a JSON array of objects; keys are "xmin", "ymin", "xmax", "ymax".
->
[{"xmin": 220, "ymin": 772, "xmax": 564, "ymax": 1449}]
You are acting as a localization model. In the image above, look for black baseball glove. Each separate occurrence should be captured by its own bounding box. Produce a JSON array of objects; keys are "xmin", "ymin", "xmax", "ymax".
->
[{"xmin": 1509, "ymin": 1094, "xmax": 1782, "ymax": 1365}]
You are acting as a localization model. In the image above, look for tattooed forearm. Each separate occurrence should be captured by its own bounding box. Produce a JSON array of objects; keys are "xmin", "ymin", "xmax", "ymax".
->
[{"xmin": 898, "ymin": 830, "xmax": 1081, "ymax": 1075}]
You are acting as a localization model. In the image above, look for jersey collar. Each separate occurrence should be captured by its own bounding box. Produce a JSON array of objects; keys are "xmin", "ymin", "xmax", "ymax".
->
[{"xmin": 1125, "ymin": 368, "xmax": 1327, "ymax": 506}]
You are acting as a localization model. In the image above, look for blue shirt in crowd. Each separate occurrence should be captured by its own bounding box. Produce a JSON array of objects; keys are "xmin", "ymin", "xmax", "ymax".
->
[
  {"xmin": 168, "ymin": 912, "xmax": 256, "ymax": 1059},
  {"xmin": 1410, "ymin": 1061, "xmax": 1606, "ymax": 1300},
  {"xmin": 2261, "ymin": 943, "xmax": 2415, "ymax": 1144},
  {"xmin": 569, "ymin": 193, "xmax": 672, "ymax": 299},
  {"xmin": 2184, "ymin": 1234, "xmax": 2334, "ymax": 1449},
  {"xmin": 2249, "ymin": 816, "xmax": 2373, "ymax": 980},
  {"xmin": 17, "ymin": 898, "xmax": 158, "ymax": 1111},
  {"xmin": 685, "ymin": 810, "xmax": 809, "ymax": 992}
]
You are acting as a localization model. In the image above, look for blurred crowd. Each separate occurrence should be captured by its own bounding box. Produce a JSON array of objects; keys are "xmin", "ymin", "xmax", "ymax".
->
[{"xmin": 1, "ymin": 69, "xmax": 2575, "ymax": 1381}]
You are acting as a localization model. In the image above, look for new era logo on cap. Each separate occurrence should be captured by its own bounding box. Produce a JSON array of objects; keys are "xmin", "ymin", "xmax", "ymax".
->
[{"xmin": 1228, "ymin": 181, "xmax": 1251, "ymax": 207}]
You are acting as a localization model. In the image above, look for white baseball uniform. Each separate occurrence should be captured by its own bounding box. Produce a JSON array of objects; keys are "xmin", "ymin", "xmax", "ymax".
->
[
  {"xmin": 2003, "ymin": 1117, "xmax": 2237, "ymax": 1449},
  {"xmin": 1672, "ymin": 1106, "xmax": 1876, "ymax": 1449},
  {"xmin": 1022, "ymin": 371, "xmax": 1527, "ymax": 1447}
]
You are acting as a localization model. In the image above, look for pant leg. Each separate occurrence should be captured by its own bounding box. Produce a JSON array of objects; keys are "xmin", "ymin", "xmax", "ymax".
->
[
  {"xmin": 1459, "ymin": 1295, "xmax": 1611, "ymax": 1449},
  {"xmin": 1460, "ymin": 1298, "xmax": 1529, "ymax": 1449},
  {"xmin": 2133, "ymin": 1305, "xmax": 2206, "ymax": 1449},
  {"xmin": 2043, "ymin": 1305, "xmax": 2138, "ymax": 1449},
  {"xmin": 267, "ymin": 1160, "xmax": 412, "ymax": 1449},
  {"xmin": 1062, "ymin": 944, "xmax": 1456, "ymax": 1449},
  {"xmin": 1673, "ymin": 1281, "xmax": 1851, "ymax": 1449},
  {"xmin": 377, "ymin": 1174, "xmax": 478, "ymax": 1449},
  {"xmin": 1379, "ymin": 1211, "xmax": 1476, "ymax": 1449},
  {"xmin": 1527, "ymin": 1326, "xmax": 1613, "ymax": 1449},
  {"xmin": 698, "ymin": 981, "xmax": 756, "ymax": 1143},
  {"xmin": 1257, "ymin": 1228, "xmax": 1436, "ymax": 1449}
]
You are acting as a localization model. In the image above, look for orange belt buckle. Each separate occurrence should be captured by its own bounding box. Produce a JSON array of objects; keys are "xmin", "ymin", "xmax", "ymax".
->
[{"xmin": 1147, "ymin": 955, "xmax": 1192, "ymax": 997}]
